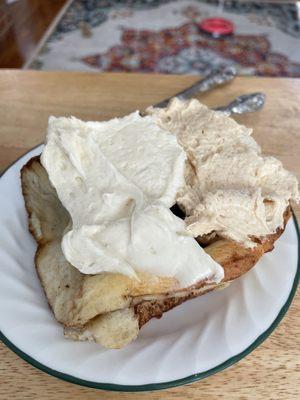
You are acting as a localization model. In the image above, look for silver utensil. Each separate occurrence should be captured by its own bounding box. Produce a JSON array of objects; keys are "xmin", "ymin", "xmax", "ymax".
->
[
  {"xmin": 150, "ymin": 91, "xmax": 265, "ymax": 116},
  {"xmin": 214, "ymin": 92, "xmax": 266, "ymax": 116},
  {"xmin": 154, "ymin": 66, "xmax": 237, "ymax": 109}
]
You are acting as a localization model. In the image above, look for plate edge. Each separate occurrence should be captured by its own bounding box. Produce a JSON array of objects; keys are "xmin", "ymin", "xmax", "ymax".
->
[{"xmin": 0, "ymin": 146, "xmax": 299, "ymax": 392}]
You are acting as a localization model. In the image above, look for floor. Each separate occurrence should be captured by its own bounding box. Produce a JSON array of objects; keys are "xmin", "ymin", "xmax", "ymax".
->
[
  {"xmin": 1, "ymin": 0, "xmax": 299, "ymax": 71},
  {"xmin": 27, "ymin": 0, "xmax": 300, "ymax": 77},
  {"xmin": 0, "ymin": 0, "xmax": 67, "ymax": 68}
]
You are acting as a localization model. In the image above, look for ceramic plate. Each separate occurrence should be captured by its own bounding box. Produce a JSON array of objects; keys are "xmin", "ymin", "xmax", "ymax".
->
[{"xmin": 0, "ymin": 145, "xmax": 299, "ymax": 392}]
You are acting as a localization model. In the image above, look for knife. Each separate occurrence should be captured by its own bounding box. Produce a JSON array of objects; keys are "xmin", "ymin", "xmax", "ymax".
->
[
  {"xmin": 153, "ymin": 66, "xmax": 237, "ymax": 109},
  {"xmin": 152, "ymin": 66, "xmax": 265, "ymax": 115}
]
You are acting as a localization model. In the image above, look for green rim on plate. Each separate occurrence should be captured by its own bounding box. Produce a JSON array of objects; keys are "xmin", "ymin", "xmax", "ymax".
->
[{"xmin": 0, "ymin": 146, "xmax": 299, "ymax": 392}]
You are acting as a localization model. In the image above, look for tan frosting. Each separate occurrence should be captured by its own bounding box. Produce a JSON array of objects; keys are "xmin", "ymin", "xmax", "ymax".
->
[{"xmin": 147, "ymin": 98, "xmax": 299, "ymax": 247}]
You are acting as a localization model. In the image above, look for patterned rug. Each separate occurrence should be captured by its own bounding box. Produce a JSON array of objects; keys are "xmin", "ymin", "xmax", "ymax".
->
[{"xmin": 28, "ymin": 0, "xmax": 300, "ymax": 77}]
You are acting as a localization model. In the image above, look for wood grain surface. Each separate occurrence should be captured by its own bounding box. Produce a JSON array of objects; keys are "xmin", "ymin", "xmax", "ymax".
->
[
  {"xmin": 0, "ymin": 0, "xmax": 68, "ymax": 68},
  {"xmin": 0, "ymin": 70, "xmax": 299, "ymax": 400}
]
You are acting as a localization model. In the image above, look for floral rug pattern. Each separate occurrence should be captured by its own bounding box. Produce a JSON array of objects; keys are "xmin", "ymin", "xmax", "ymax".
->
[{"xmin": 29, "ymin": 0, "xmax": 300, "ymax": 77}]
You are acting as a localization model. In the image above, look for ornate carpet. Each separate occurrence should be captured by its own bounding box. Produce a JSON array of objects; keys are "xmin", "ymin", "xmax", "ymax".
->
[{"xmin": 28, "ymin": 0, "xmax": 300, "ymax": 77}]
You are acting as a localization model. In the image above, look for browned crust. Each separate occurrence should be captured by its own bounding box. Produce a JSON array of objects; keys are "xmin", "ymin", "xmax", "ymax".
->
[
  {"xmin": 33, "ymin": 244, "xmax": 59, "ymax": 317},
  {"xmin": 21, "ymin": 157, "xmax": 82, "ymax": 326},
  {"xmin": 135, "ymin": 285, "xmax": 219, "ymax": 328},
  {"xmin": 134, "ymin": 209, "xmax": 291, "ymax": 328},
  {"xmin": 21, "ymin": 156, "xmax": 44, "ymax": 245},
  {"xmin": 21, "ymin": 157, "xmax": 57, "ymax": 317},
  {"xmin": 21, "ymin": 158, "xmax": 53, "ymax": 311},
  {"xmin": 253, "ymin": 206, "xmax": 291, "ymax": 253}
]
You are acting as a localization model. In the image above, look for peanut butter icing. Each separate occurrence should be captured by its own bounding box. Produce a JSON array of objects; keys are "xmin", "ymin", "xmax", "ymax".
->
[{"xmin": 148, "ymin": 98, "xmax": 299, "ymax": 247}]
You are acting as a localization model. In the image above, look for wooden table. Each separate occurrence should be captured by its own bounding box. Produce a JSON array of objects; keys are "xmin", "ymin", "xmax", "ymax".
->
[{"xmin": 0, "ymin": 70, "xmax": 299, "ymax": 399}]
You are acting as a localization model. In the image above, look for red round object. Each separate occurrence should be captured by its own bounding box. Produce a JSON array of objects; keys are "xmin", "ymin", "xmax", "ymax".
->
[{"xmin": 199, "ymin": 18, "xmax": 234, "ymax": 37}]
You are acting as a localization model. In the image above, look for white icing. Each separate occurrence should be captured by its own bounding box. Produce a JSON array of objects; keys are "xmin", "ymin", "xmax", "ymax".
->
[{"xmin": 41, "ymin": 112, "xmax": 224, "ymax": 287}]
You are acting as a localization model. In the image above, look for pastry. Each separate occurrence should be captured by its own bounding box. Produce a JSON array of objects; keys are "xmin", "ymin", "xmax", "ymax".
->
[{"xmin": 21, "ymin": 99, "xmax": 298, "ymax": 348}]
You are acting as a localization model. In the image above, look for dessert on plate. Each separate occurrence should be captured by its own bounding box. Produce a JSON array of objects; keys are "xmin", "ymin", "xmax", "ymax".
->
[{"xmin": 21, "ymin": 98, "xmax": 299, "ymax": 348}]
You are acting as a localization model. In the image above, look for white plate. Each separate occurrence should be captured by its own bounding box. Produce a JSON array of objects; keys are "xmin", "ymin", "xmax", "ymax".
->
[{"xmin": 0, "ymin": 145, "xmax": 299, "ymax": 391}]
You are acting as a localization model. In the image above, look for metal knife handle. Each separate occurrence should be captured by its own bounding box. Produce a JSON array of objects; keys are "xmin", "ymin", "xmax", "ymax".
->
[
  {"xmin": 154, "ymin": 66, "xmax": 236, "ymax": 109},
  {"xmin": 215, "ymin": 92, "xmax": 265, "ymax": 116}
]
